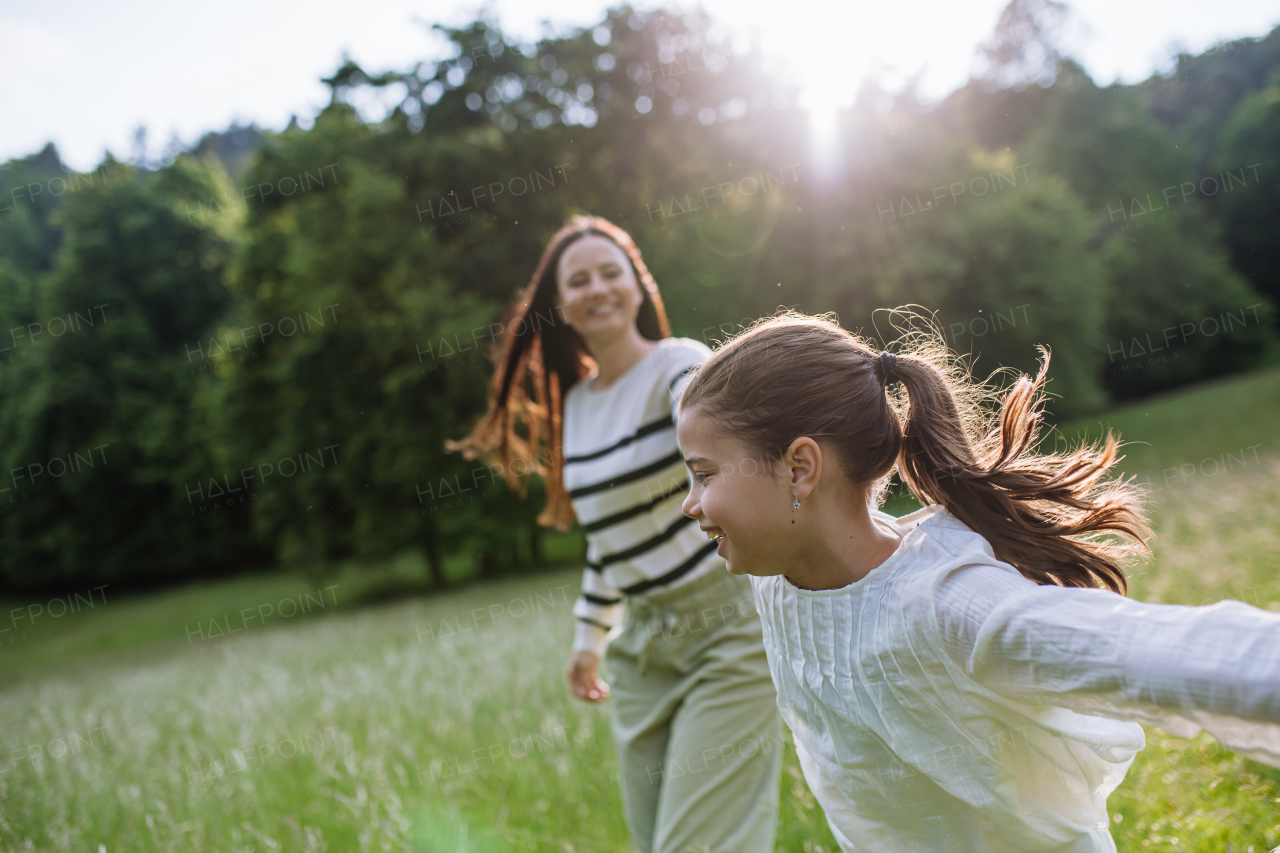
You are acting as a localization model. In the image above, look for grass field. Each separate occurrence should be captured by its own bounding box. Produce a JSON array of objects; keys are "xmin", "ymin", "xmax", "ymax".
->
[{"xmin": 3, "ymin": 367, "xmax": 1280, "ymax": 852}]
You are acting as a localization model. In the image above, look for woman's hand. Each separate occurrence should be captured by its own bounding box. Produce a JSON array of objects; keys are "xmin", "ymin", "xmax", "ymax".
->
[{"xmin": 566, "ymin": 650, "xmax": 611, "ymax": 702}]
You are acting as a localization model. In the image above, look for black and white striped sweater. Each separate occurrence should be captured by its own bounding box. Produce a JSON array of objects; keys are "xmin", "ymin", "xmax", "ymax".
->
[{"xmin": 563, "ymin": 337, "xmax": 723, "ymax": 655}]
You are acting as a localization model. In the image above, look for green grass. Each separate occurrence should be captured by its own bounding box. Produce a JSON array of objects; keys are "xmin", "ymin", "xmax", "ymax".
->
[
  {"xmin": 3, "ymin": 368, "xmax": 1280, "ymax": 851},
  {"xmin": 1056, "ymin": 364, "xmax": 1280, "ymax": 480},
  {"xmin": 0, "ymin": 568, "xmax": 841, "ymax": 852}
]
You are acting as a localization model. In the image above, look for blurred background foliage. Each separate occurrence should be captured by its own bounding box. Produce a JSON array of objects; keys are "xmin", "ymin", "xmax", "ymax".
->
[{"xmin": 0, "ymin": 0, "xmax": 1277, "ymax": 594}]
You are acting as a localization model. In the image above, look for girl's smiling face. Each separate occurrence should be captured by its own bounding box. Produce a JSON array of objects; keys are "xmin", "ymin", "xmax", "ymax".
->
[{"xmin": 678, "ymin": 405, "xmax": 798, "ymax": 577}]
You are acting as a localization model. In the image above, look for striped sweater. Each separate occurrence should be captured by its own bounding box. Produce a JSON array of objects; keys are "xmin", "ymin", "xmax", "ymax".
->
[{"xmin": 563, "ymin": 337, "xmax": 723, "ymax": 656}]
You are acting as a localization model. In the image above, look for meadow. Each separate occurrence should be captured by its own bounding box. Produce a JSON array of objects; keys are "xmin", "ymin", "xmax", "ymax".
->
[{"xmin": 2, "ymin": 366, "xmax": 1280, "ymax": 852}]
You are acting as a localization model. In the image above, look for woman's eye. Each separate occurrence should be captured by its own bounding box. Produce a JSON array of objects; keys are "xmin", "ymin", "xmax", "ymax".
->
[{"xmin": 693, "ymin": 472, "xmax": 710, "ymax": 484}]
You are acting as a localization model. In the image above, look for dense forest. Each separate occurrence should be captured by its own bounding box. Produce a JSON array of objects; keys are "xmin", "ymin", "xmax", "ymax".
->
[{"xmin": 1, "ymin": 0, "xmax": 1276, "ymax": 594}]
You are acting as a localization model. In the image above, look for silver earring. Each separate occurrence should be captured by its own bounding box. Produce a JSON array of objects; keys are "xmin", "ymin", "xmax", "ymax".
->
[{"xmin": 792, "ymin": 494, "xmax": 801, "ymax": 509}]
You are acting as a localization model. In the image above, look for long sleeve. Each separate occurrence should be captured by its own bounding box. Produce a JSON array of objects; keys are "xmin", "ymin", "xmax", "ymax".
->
[
  {"xmin": 571, "ymin": 541, "xmax": 623, "ymax": 656},
  {"xmin": 664, "ymin": 342, "xmax": 709, "ymax": 409},
  {"xmin": 563, "ymin": 338, "xmax": 715, "ymax": 659},
  {"xmin": 934, "ymin": 561, "xmax": 1280, "ymax": 767}
]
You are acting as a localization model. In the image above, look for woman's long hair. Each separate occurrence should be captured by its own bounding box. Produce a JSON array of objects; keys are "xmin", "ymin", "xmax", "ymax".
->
[
  {"xmin": 447, "ymin": 216, "xmax": 671, "ymax": 530},
  {"xmin": 680, "ymin": 311, "xmax": 1153, "ymax": 593}
]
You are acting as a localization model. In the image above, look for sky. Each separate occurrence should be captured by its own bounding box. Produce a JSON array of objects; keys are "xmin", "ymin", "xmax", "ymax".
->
[{"xmin": 2, "ymin": 0, "xmax": 1277, "ymax": 172}]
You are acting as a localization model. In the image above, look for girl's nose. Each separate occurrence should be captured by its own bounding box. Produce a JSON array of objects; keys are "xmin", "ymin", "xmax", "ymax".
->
[{"xmin": 682, "ymin": 487, "xmax": 699, "ymax": 519}]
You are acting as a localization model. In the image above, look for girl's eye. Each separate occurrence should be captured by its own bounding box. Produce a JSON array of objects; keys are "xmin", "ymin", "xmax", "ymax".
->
[
  {"xmin": 693, "ymin": 471, "xmax": 711, "ymax": 485},
  {"xmin": 603, "ymin": 267, "xmax": 621, "ymax": 279}
]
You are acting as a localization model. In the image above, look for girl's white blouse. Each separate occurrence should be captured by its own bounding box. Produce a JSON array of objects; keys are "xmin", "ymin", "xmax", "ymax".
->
[{"xmin": 750, "ymin": 504, "xmax": 1280, "ymax": 853}]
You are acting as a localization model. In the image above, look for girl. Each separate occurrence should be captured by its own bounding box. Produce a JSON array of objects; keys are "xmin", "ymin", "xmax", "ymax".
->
[
  {"xmin": 449, "ymin": 216, "xmax": 782, "ymax": 853},
  {"xmin": 676, "ymin": 311, "xmax": 1280, "ymax": 852}
]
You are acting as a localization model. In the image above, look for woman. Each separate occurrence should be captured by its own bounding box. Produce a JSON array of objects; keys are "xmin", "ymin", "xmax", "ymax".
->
[
  {"xmin": 449, "ymin": 216, "xmax": 781, "ymax": 853},
  {"xmin": 675, "ymin": 311, "xmax": 1280, "ymax": 851}
]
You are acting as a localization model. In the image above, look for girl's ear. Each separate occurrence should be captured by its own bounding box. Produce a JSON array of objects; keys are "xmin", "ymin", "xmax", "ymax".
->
[{"xmin": 784, "ymin": 437, "xmax": 823, "ymax": 501}]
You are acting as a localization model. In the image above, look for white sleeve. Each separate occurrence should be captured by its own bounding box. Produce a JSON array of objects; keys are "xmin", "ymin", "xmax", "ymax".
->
[
  {"xmin": 570, "ymin": 541, "xmax": 623, "ymax": 657},
  {"xmin": 660, "ymin": 339, "xmax": 712, "ymax": 407},
  {"xmin": 934, "ymin": 561, "xmax": 1280, "ymax": 767}
]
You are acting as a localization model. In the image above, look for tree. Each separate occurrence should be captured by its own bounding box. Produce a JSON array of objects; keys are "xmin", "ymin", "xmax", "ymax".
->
[
  {"xmin": 0, "ymin": 157, "xmax": 264, "ymax": 593},
  {"xmin": 973, "ymin": 0, "xmax": 1073, "ymax": 92},
  {"xmin": 1211, "ymin": 67, "xmax": 1280, "ymax": 327},
  {"xmin": 1019, "ymin": 72, "xmax": 1275, "ymax": 399}
]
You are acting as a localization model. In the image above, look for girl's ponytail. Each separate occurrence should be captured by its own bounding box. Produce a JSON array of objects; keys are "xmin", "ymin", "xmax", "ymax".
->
[
  {"xmin": 892, "ymin": 347, "xmax": 1151, "ymax": 594},
  {"xmin": 680, "ymin": 311, "xmax": 1153, "ymax": 595}
]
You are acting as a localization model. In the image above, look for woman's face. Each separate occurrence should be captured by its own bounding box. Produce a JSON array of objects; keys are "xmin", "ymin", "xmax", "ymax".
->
[
  {"xmin": 678, "ymin": 405, "xmax": 796, "ymax": 577},
  {"xmin": 555, "ymin": 235, "xmax": 645, "ymax": 346}
]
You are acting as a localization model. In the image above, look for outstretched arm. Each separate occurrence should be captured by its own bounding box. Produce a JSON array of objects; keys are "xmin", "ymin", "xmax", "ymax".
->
[{"xmin": 934, "ymin": 561, "xmax": 1280, "ymax": 767}]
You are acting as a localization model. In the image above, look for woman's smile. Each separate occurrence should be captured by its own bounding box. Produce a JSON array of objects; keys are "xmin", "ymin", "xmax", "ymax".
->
[{"xmin": 586, "ymin": 301, "xmax": 620, "ymax": 318}]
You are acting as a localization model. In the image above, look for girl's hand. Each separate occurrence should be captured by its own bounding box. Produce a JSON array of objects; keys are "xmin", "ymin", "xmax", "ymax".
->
[{"xmin": 566, "ymin": 650, "xmax": 611, "ymax": 702}]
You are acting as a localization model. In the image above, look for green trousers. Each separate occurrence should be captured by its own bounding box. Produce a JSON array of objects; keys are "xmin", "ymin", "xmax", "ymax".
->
[{"xmin": 604, "ymin": 567, "xmax": 783, "ymax": 853}]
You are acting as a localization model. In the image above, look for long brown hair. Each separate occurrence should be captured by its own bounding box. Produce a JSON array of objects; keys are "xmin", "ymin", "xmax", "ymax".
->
[
  {"xmin": 680, "ymin": 311, "xmax": 1152, "ymax": 594},
  {"xmin": 447, "ymin": 216, "xmax": 672, "ymax": 530}
]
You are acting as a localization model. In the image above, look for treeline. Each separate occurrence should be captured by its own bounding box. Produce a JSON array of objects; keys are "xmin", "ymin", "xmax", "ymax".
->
[{"xmin": 0, "ymin": 1, "xmax": 1276, "ymax": 594}]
